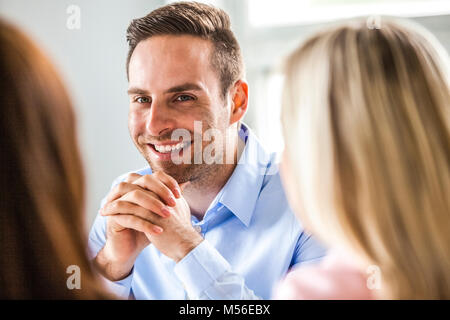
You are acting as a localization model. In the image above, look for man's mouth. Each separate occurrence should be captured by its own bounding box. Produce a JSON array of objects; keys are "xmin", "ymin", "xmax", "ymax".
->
[
  {"xmin": 148, "ymin": 141, "xmax": 192, "ymax": 154},
  {"xmin": 153, "ymin": 141, "xmax": 190, "ymax": 153}
]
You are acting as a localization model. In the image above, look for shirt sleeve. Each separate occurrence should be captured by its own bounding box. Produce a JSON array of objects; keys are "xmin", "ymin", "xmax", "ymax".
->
[
  {"xmin": 173, "ymin": 240, "xmax": 261, "ymax": 300},
  {"xmin": 88, "ymin": 211, "xmax": 135, "ymax": 299},
  {"xmin": 290, "ymin": 231, "xmax": 327, "ymax": 268},
  {"xmin": 101, "ymin": 267, "xmax": 134, "ymax": 299}
]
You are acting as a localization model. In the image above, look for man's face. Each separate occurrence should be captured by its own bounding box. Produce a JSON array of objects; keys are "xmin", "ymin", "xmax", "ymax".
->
[{"xmin": 127, "ymin": 35, "xmax": 230, "ymax": 183}]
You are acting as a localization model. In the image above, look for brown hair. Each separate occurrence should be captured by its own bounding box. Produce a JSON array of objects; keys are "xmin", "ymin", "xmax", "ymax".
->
[
  {"xmin": 126, "ymin": 1, "xmax": 244, "ymax": 97},
  {"xmin": 0, "ymin": 19, "xmax": 111, "ymax": 299}
]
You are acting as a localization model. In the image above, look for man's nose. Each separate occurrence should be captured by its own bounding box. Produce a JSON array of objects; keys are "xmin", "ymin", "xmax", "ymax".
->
[{"xmin": 145, "ymin": 98, "xmax": 174, "ymax": 137}]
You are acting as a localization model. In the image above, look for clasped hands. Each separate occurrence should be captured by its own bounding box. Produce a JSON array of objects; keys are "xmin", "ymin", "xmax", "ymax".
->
[{"xmin": 99, "ymin": 171, "xmax": 203, "ymax": 265}]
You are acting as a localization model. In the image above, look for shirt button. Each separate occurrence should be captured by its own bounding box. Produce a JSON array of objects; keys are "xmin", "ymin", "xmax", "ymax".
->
[{"xmin": 194, "ymin": 225, "xmax": 202, "ymax": 233}]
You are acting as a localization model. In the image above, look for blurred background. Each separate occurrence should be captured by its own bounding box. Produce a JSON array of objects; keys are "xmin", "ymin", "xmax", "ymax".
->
[{"xmin": 1, "ymin": 0, "xmax": 449, "ymax": 226}]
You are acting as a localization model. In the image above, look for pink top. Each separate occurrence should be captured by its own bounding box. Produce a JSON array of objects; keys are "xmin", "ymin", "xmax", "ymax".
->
[{"xmin": 273, "ymin": 250, "xmax": 374, "ymax": 300}]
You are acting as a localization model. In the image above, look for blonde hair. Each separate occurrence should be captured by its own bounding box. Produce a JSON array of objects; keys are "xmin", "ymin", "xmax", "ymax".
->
[{"xmin": 281, "ymin": 18, "xmax": 450, "ymax": 299}]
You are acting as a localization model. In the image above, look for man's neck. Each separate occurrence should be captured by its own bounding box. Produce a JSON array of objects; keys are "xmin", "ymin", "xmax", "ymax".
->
[
  {"xmin": 183, "ymin": 129, "xmax": 243, "ymax": 221},
  {"xmin": 183, "ymin": 162, "xmax": 237, "ymax": 221}
]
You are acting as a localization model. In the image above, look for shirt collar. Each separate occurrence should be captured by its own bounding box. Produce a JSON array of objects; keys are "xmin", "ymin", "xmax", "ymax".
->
[{"xmin": 207, "ymin": 123, "xmax": 274, "ymax": 227}]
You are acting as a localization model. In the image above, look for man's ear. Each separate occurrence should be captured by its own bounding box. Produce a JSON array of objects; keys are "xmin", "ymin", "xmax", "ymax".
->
[{"xmin": 229, "ymin": 80, "xmax": 248, "ymax": 125}]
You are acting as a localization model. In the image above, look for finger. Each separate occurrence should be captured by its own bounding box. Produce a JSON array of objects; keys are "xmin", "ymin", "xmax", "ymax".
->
[
  {"xmin": 123, "ymin": 173, "xmax": 142, "ymax": 183},
  {"xmin": 109, "ymin": 214, "xmax": 163, "ymax": 235},
  {"xmin": 120, "ymin": 189, "xmax": 172, "ymax": 218},
  {"xmin": 153, "ymin": 171, "xmax": 182, "ymax": 199},
  {"xmin": 105, "ymin": 181, "xmax": 142, "ymax": 204},
  {"xmin": 103, "ymin": 190, "xmax": 171, "ymax": 218},
  {"xmin": 133, "ymin": 174, "xmax": 178, "ymax": 206},
  {"xmin": 100, "ymin": 199, "xmax": 166, "ymax": 222}
]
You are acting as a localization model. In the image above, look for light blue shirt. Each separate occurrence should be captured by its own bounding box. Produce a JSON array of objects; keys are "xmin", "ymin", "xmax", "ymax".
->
[{"xmin": 88, "ymin": 124, "xmax": 326, "ymax": 299}]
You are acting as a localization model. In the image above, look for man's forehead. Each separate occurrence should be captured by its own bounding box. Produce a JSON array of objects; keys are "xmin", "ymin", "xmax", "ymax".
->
[
  {"xmin": 131, "ymin": 35, "xmax": 213, "ymax": 66},
  {"xmin": 128, "ymin": 35, "xmax": 219, "ymax": 94},
  {"xmin": 127, "ymin": 82, "xmax": 206, "ymax": 95},
  {"xmin": 128, "ymin": 70, "xmax": 211, "ymax": 93}
]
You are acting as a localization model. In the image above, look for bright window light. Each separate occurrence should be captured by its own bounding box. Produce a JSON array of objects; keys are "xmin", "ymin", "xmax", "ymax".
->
[
  {"xmin": 248, "ymin": 0, "xmax": 450, "ymax": 28},
  {"xmin": 255, "ymin": 73, "xmax": 285, "ymax": 153}
]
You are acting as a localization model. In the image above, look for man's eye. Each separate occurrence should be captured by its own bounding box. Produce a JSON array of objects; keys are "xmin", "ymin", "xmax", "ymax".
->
[
  {"xmin": 175, "ymin": 95, "xmax": 194, "ymax": 102},
  {"xmin": 136, "ymin": 96, "xmax": 150, "ymax": 103}
]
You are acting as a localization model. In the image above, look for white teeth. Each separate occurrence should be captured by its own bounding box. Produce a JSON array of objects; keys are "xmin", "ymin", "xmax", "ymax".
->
[{"xmin": 154, "ymin": 141, "xmax": 189, "ymax": 153}]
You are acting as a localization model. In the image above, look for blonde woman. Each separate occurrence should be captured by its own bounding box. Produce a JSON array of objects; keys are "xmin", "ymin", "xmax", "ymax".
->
[{"xmin": 275, "ymin": 18, "xmax": 450, "ymax": 299}]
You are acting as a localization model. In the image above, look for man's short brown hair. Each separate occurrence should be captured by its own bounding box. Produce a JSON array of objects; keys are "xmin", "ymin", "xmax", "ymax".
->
[{"xmin": 126, "ymin": 1, "xmax": 244, "ymax": 98}]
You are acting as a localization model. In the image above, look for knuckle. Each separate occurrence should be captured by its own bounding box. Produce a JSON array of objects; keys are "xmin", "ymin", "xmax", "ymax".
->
[
  {"xmin": 123, "ymin": 215, "xmax": 133, "ymax": 224},
  {"xmin": 143, "ymin": 174, "xmax": 153, "ymax": 181},
  {"xmin": 140, "ymin": 175, "xmax": 152, "ymax": 186},
  {"xmin": 125, "ymin": 173, "xmax": 140, "ymax": 183},
  {"xmin": 163, "ymin": 188, "xmax": 173, "ymax": 199},
  {"xmin": 152, "ymin": 214, "xmax": 164, "ymax": 224},
  {"xmin": 114, "ymin": 182, "xmax": 128, "ymax": 193},
  {"xmin": 137, "ymin": 219, "xmax": 147, "ymax": 231},
  {"xmin": 148, "ymin": 198, "xmax": 162, "ymax": 211},
  {"xmin": 107, "ymin": 215, "xmax": 119, "ymax": 227},
  {"xmin": 118, "ymin": 181, "xmax": 128, "ymax": 189},
  {"xmin": 164, "ymin": 178, "xmax": 175, "ymax": 188},
  {"xmin": 150, "ymin": 192, "xmax": 163, "ymax": 203},
  {"xmin": 109, "ymin": 200, "xmax": 120, "ymax": 211},
  {"xmin": 102, "ymin": 202, "xmax": 112, "ymax": 212},
  {"xmin": 167, "ymin": 175, "xmax": 176, "ymax": 184},
  {"xmin": 145, "ymin": 190, "xmax": 158, "ymax": 200},
  {"xmin": 129, "ymin": 189, "xmax": 141, "ymax": 199},
  {"xmin": 144, "ymin": 222, "xmax": 153, "ymax": 233},
  {"xmin": 126, "ymin": 173, "xmax": 137, "ymax": 180}
]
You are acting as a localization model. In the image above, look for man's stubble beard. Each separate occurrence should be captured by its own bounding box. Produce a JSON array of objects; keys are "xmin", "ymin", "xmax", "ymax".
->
[
  {"xmin": 141, "ymin": 125, "xmax": 229, "ymax": 186},
  {"xmin": 145, "ymin": 154, "xmax": 204, "ymax": 184}
]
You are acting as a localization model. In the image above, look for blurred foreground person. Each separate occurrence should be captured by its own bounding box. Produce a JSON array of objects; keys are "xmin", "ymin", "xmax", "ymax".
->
[
  {"xmin": 0, "ymin": 19, "xmax": 111, "ymax": 299},
  {"xmin": 277, "ymin": 18, "xmax": 450, "ymax": 299}
]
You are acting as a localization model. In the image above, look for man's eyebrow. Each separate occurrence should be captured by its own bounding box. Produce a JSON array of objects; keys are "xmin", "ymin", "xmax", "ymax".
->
[
  {"xmin": 165, "ymin": 83, "xmax": 204, "ymax": 94},
  {"xmin": 127, "ymin": 87, "xmax": 150, "ymax": 95}
]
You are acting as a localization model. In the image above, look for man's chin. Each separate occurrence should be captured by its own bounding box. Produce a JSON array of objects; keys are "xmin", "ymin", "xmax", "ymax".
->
[{"xmin": 147, "ymin": 158, "xmax": 195, "ymax": 184}]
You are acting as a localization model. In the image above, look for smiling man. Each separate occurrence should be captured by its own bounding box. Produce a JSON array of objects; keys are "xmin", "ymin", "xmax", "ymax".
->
[{"xmin": 88, "ymin": 2, "xmax": 325, "ymax": 300}]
